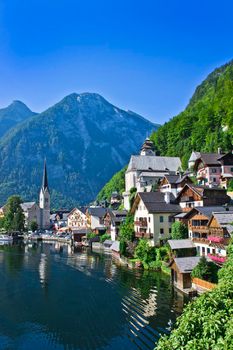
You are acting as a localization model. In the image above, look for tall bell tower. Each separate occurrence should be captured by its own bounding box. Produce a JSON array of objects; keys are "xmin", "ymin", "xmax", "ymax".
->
[{"xmin": 39, "ymin": 160, "xmax": 51, "ymax": 229}]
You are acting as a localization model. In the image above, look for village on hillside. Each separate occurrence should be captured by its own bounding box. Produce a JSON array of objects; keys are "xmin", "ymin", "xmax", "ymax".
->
[{"xmin": 1, "ymin": 139, "xmax": 233, "ymax": 295}]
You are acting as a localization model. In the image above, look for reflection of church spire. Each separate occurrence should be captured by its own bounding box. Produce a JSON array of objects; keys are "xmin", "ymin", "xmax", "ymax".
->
[{"xmin": 42, "ymin": 159, "xmax": 49, "ymax": 192}]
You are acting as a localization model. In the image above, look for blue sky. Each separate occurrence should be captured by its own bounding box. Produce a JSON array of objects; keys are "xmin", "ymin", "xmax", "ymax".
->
[{"xmin": 0, "ymin": 0, "xmax": 232, "ymax": 123}]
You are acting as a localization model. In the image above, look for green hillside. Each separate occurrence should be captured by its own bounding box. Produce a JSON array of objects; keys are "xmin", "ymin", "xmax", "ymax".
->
[
  {"xmin": 97, "ymin": 166, "xmax": 126, "ymax": 202},
  {"xmin": 151, "ymin": 60, "xmax": 233, "ymax": 167}
]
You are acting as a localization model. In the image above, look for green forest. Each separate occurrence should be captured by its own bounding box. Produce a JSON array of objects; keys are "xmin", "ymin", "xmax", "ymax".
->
[{"xmin": 151, "ymin": 60, "xmax": 233, "ymax": 167}]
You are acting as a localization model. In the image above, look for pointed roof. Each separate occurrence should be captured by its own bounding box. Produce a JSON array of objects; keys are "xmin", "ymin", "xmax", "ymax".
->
[{"xmin": 42, "ymin": 159, "xmax": 49, "ymax": 192}]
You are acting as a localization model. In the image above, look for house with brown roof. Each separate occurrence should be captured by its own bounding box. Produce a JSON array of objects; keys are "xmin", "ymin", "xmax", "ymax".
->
[
  {"xmin": 184, "ymin": 206, "xmax": 233, "ymax": 258},
  {"xmin": 176, "ymin": 184, "xmax": 231, "ymax": 211},
  {"xmin": 130, "ymin": 191, "xmax": 181, "ymax": 246},
  {"xmin": 193, "ymin": 150, "xmax": 233, "ymax": 187},
  {"xmin": 67, "ymin": 207, "xmax": 88, "ymax": 229},
  {"xmin": 103, "ymin": 209, "xmax": 127, "ymax": 241}
]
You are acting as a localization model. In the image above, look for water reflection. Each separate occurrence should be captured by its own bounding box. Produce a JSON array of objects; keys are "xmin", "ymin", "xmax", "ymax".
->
[{"xmin": 0, "ymin": 242, "xmax": 188, "ymax": 350}]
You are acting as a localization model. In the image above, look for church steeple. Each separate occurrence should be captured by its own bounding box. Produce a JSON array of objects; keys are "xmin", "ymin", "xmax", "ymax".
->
[
  {"xmin": 39, "ymin": 159, "xmax": 51, "ymax": 229},
  {"xmin": 42, "ymin": 159, "xmax": 49, "ymax": 192}
]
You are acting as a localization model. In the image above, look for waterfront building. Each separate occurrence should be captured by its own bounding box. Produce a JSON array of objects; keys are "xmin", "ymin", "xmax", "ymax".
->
[
  {"xmin": 130, "ymin": 191, "xmax": 181, "ymax": 246},
  {"xmin": 123, "ymin": 138, "xmax": 182, "ymax": 210},
  {"xmin": 67, "ymin": 207, "xmax": 88, "ymax": 229},
  {"xmin": 103, "ymin": 209, "xmax": 127, "ymax": 241},
  {"xmin": 170, "ymin": 256, "xmax": 201, "ymax": 291}
]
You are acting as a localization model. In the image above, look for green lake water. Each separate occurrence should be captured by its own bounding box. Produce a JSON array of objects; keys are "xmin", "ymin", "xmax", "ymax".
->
[{"xmin": 0, "ymin": 242, "xmax": 187, "ymax": 350}]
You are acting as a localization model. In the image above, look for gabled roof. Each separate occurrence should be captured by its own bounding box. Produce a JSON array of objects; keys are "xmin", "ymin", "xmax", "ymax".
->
[
  {"xmin": 168, "ymin": 239, "xmax": 195, "ymax": 250},
  {"xmin": 194, "ymin": 153, "xmax": 224, "ymax": 168},
  {"xmin": 176, "ymin": 184, "xmax": 229, "ymax": 201},
  {"xmin": 21, "ymin": 202, "xmax": 37, "ymax": 211},
  {"xmin": 87, "ymin": 207, "xmax": 107, "ymax": 218},
  {"xmin": 173, "ymin": 256, "xmax": 201, "ymax": 273},
  {"xmin": 127, "ymin": 155, "xmax": 181, "ymax": 173},
  {"xmin": 184, "ymin": 206, "xmax": 233, "ymax": 220},
  {"xmin": 68, "ymin": 207, "xmax": 87, "ymax": 217},
  {"xmin": 131, "ymin": 191, "xmax": 181, "ymax": 214},
  {"xmin": 111, "ymin": 241, "xmax": 120, "ymax": 252},
  {"xmin": 211, "ymin": 211, "xmax": 233, "ymax": 225},
  {"xmin": 189, "ymin": 151, "xmax": 201, "ymax": 163}
]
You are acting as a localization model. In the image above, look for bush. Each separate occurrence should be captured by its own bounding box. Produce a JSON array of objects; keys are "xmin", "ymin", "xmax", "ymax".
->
[
  {"xmin": 87, "ymin": 232, "xmax": 96, "ymax": 240},
  {"xmin": 100, "ymin": 234, "xmax": 111, "ymax": 243},
  {"xmin": 191, "ymin": 256, "xmax": 219, "ymax": 283},
  {"xmin": 171, "ymin": 221, "xmax": 188, "ymax": 240}
]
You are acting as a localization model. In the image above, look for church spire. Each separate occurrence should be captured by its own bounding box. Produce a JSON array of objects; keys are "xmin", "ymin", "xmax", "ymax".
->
[{"xmin": 42, "ymin": 159, "xmax": 49, "ymax": 192}]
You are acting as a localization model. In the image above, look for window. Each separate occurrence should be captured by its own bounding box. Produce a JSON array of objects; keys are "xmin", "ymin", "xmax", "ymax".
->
[
  {"xmin": 213, "ymin": 177, "xmax": 216, "ymax": 182},
  {"xmin": 160, "ymin": 228, "xmax": 164, "ymax": 234},
  {"xmin": 207, "ymin": 248, "xmax": 210, "ymax": 254},
  {"xmin": 169, "ymin": 228, "xmax": 172, "ymax": 234},
  {"xmin": 212, "ymin": 168, "xmax": 217, "ymax": 173},
  {"xmin": 148, "ymin": 217, "xmax": 150, "ymax": 223},
  {"xmin": 159, "ymin": 216, "xmax": 164, "ymax": 223},
  {"xmin": 231, "ymin": 167, "xmax": 233, "ymax": 172}
]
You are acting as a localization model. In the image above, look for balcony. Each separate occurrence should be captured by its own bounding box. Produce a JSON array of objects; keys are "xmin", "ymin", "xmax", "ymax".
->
[
  {"xmin": 208, "ymin": 254, "xmax": 226, "ymax": 264},
  {"xmin": 134, "ymin": 220, "xmax": 148, "ymax": 228},
  {"xmin": 192, "ymin": 237, "xmax": 209, "ymax": 245},
  {"xmin": 190, "ymin": 225, "xmax": 209, "ymax": 233}
]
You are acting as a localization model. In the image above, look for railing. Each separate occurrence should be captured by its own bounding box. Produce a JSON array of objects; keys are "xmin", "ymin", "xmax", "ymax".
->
[
  {"xmin": 192, "ymin": 237, "xmax": 209, "ymax": 244},
  {"xmin": 190, "ymin": 225, "xmax": 209, "ymax": 232},
  {"xmin": 208, "ymin": 254, "xmax": 226, "ymax": 264},
  {"xmin": 134, "ymin": 221, "xmax": 148, "ymax": 228},
  {"xmin": 192, "ymin": 277, "xmax": 217, "ymax": 290}
]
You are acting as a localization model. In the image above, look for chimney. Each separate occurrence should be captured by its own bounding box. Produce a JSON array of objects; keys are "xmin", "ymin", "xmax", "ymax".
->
[
  {"xmin": 164, "ymin": 192, "xmax": 171, "ymax": 204},
  {"xmin": 218, "ymin": 147, "xmax": 222, "ymax": 154}
]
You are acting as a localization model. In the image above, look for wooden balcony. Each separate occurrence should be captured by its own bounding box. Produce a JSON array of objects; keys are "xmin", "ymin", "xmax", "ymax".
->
[
  {"xmin": 192, "ymin": 237, "xmax": 209, "ymax": 245},
  {"xmin": 189, "ymin": 225, "xmax": 209, "ymax": 233}
]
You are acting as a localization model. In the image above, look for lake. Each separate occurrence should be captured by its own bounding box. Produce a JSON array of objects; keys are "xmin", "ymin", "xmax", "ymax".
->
[{"xmin": 0, "ymin": 242, "xmax": 187, "ymax": 350}]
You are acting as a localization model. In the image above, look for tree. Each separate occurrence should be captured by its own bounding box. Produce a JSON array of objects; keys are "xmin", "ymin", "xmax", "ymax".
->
[
  {"xmin": 171, "ymin": 221, "xmax": 188, "ymax": 240},
  {"xmin": 191, "ymin": 256, "xmax": 219, "ymax": 283},
  {"xmin": 4, "ymin": 196, "xmax": 25, "ymax": 232},
  {"xmin": 129, "ymin": 187, "xmax": 137, "ymax": 209},
  {"xmin": 156, "ymin": 240, "xmax": 233, "ymax": 350},
  {"xmin": 119, "ymin": 214, "xmax": 135, "ymax": 243},
  {"xmin": 134, "ymin": 239, "xmax": 151, "ymax": 262},
  {"xmin": 30, "ymin": 220, "xmax": 38, "ymax": 232}
]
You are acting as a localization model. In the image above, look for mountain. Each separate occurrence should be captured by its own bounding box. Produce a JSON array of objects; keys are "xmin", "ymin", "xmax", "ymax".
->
[
  {"xmin": 0, "ymin": 93, "xmax": 158, "ymax": 207},
  {"xmin": 0, "ymin": 100, "xmax": 36, "ymax": 138},
  {"xmin": 151, "ymin": 60, "xmax": 233, "ymax": 167}
]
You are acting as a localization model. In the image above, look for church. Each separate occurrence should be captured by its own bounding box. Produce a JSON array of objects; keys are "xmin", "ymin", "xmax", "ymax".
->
[{"xmin": 21, "ymin": 161, "xmax": 51, "ymax": 230}]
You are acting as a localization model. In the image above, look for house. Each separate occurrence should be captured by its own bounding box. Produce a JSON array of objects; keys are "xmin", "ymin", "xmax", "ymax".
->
[
  {"xmin": 51, "ymin": 210, "xmax": 69, "ymax": 230},
  {"xmin": 168, "ymin": 239, "xmax": 196, "ymax": 258},
  {"xmin": 72, "ymin": 228, "xmax": 89, "ymax": 244},
  {"xmin": 206, "ymin": 211, "xmax": 233, "ymax": 262},
  {"xmin": 184, "ymin": 207, "xmax": 233, "ymax": 260},
  {"xmin": 159, "ymin": 174, "xmax": 193, "ymax": 197},
  {"xmin": 176, "ymin": 184, "xmax": 231, "ymax": 210},
  {"xmin": 170, "ymin": 256, "xmax": 201, "ymax": 291},
  {"xmin": 86, "ymin": 207, "xmax": 107, "ymax": 230},
  {"xmin": 21, "ymin": 202, "xmax": 41, "ymax": 228},
  {"xmin": 67, "ymin": 207, "xmax": 88, "ymax": 229},
  {"xmin": 130, "ymin": 191, "xmax": 181, "ymax": 246},
  {"xmin": 110, "ymin": 192, "xmax": 122, "ymax": 209},
  {"xmin": 123, "ymin": 138, "xmax": 182, "ymax": 210},
  {"xmin": 103, "ymin": 209, "xmax": 127, "ymax": 241},
  {"xmin": 193, "ymin": 150, "xmax": 233, "ymax": 187}
]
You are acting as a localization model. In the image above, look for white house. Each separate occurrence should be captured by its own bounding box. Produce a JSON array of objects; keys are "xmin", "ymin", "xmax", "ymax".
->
[
  {"xmin": 131, "ymin": 191, "xmax": 181, "ymax": 246},
  {"xmin": 123, "ymin": 138, "xmax": 182, "ymax": 210},
  {"xmin": 67, "ymin": 207, "xmax": 88, "ymax": 229}
]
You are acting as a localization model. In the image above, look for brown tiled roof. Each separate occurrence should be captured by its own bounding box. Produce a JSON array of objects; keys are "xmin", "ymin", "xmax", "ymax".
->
[{"xmin": 198, "ymin": 153, "xmax": 225, "ymax": 166}]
